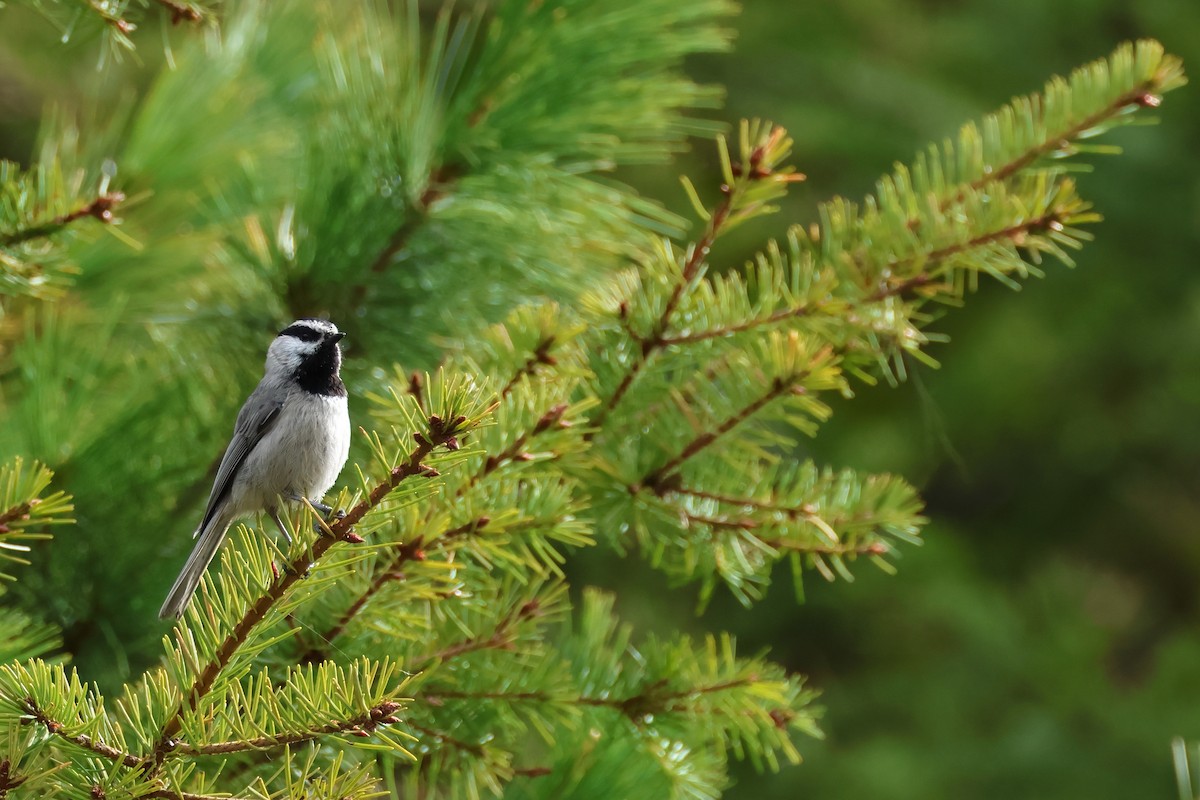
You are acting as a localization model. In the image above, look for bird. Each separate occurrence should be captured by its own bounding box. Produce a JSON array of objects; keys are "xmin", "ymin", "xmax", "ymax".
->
[{"xmin": 159, "ymin": 318, "xmax": 351, "ymax": 619}]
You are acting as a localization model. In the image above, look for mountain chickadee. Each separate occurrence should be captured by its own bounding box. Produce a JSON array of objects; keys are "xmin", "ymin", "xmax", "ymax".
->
[{"xmin": 159, "ymin": 318, "xmax": 351, "ymax": 619}]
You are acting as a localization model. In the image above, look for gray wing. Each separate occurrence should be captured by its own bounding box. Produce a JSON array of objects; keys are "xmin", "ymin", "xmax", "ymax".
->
[{"xmin": 196, "ymin": 383, "xmax": 283, "ymax": 534}]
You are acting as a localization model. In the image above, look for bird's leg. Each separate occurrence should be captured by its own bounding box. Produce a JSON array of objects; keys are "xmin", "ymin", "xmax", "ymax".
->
[{"xmin": 268, "ymin": 507, "xmax": 293, "ymax": 544}]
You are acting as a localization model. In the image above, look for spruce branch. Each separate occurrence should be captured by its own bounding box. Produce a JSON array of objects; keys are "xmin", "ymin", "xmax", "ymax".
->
[
  {"xmin": 151, "ymin": 413, "xmax": 470, "ymax": 764},
  {"xmin": 421, "ymin": 677, "xmax": 760, "ymax": 720},
  {"xmin": 413, "ymin": 597, "xmax": 545, "ymax": 669},
  {"xmin": 638, "ymin": 370, "xmax": 815, "ymax": 493},
  {"xmin": 497, "ymin": 336, "xmax": 558, "ymax": 400},
  {"xmin": 592, "ymin": 123, "xmax": 804, "ymax": 428},
  {"xmin": 22, "ymin": 697, "xmax": 142, "ymax": 770},
  {"xmin": 866, "ymin": 207, "xmax": 1073, "ymax": 301},
  {"xmin": 174, "ymin": 700, "xmax": 402, "ymax": 756},
  {"xmin": 937, "ymin": 58, "xmax": 1177, "ymax": 211},
  {"xmin": 319, "ymin": 517, "xmax": 488, "ymax": 645}
]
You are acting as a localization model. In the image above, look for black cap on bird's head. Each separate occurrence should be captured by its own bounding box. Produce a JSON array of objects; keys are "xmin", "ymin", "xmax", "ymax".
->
[{"xmin": 279, "ymin": 318, "xmax": 344, "ymax": 343}]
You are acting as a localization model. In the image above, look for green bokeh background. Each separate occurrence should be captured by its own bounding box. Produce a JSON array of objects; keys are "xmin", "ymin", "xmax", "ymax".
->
[{"xmin": 2, "ymin": 1, "xmax": 1199, "ymax": 798}]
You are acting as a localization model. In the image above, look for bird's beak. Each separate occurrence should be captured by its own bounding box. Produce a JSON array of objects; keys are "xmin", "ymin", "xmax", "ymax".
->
[{"xmin": 329, "ymin": 332, "xmax": 346, "ymax": 343}]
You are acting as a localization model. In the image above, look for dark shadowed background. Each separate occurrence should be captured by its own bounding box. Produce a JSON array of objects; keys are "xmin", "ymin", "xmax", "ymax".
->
[{"xmin": 2, "ymin": 1, "xmax": 1198, "ymax": 798}]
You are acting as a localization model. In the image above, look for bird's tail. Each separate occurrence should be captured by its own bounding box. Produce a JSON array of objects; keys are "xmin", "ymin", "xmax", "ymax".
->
[{"xmin": 159, "ymin": 511, "xmax": 233, "ymax": 620}]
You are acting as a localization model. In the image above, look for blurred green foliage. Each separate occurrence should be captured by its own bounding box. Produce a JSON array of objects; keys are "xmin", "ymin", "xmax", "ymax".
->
[{"xmin": 1, "ymin": 0, "xmax": 1196, "ymax": 798}]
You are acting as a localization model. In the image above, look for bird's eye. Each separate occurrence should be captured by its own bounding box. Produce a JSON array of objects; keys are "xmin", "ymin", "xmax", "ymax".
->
[{"xmin": 279, "ymin": 324, "xmax": 322, "ymax": 342}]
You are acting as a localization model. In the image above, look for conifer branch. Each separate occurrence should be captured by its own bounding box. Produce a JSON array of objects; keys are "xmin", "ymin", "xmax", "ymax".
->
[
  {"xmin": 0, "ymin": 192, "xmax": 125, "ymax": 248},
  {"xmin": 658, "ymin": 204, "xmax": 1069, "ymax": 352},
  {"xmin": 481, "ymin": 404, "xmax": 569, "ymax": 477},
  {"xmin": 498, "ymin": 336, "xmax": 558, "ymax": 400},
  {"xmin": 321, "ymin": 517, "xmax": 488, "ymax": 644},
  {"xmin": 593, "ymin": 126, "xmax": 802, "ymax": 430},
  {"xmin": 317, "ymin": 400, "xmax": 568, "ymax": 649},
  {"xmin": 677, "ymin": 507, "xmax": 889, "ymax": 556},
  {"xmin": 868, "ymin": 209, "xmax": 1068, "ymax": 301},
  {"xmin": 943, "ymin": 83, "xmax": 1167, "ymax": 210},
  {"xmin": 660, "ymin": 302, "xmax": 820, "ymax": 346},
  {"xmin": 413, "ymin": 598, "xmax": 544, "ymax": 668},
  {"xmin": 639, "ymin": 374, "xmax": 809, "ymax": 492},
  {"xmin": 23, "ymin": 697, "xmax": 143, "ymax": 769},
  {"xmin": 175, "ymin": 700, "xmax": 402, "ymax": 755},
  {"xmin": 669, "ymin": 485, "xmax": 899, "ymax": 549},
  {"xmin": 592, "ymin": 186, "xmax": 737, "ymax": 429},
  {"xmin": 424, "ymin": 676, "xmax": 759, "ymax": 719},
  {"xmin": 151, "ymin": 416, "xmax": 463, "ymax": 765},
  {"xmin": 668, "ymin": 486, "xmax": 810, "ymax": 515}
]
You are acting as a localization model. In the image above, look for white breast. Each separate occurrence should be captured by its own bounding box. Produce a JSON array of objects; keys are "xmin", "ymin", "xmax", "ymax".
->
[{"xmin": 233, "ymin": 391, "xmax": 350, "ymax": 511}]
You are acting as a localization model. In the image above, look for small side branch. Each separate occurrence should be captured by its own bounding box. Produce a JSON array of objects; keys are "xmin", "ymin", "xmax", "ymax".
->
[
  {"xmin": 637, "ymin": 376, "xmax": 804, "ymax": 493},
  {"xmin": 0, "ymin": 192, "xmax": 125, "ymax": 248},
  {"xmin": 320, "ymin": 517, "xmax": 486, "ymax": 643},
  {"xmin": 591, "ymin": 188, "xmax": 737, "ymax": 429},
  {"xmin": 175, "ymin": 701, "xmax": 401, "ymax": 756},
  {"xmin": 944, "ymin": 84, "xmax": 1169, "ymax": 209},
  {"xmin": 410, "ymin": 599, "xmax": 544, "ymax": 670},
  {"xmin": 868, "ymin": 210, "xmax": 1066, "ymax": 301},
  {"xmin": 23, "ymin": 698, "xmax": 142, "ymax": 769},
  {"xmin": 424, "ymin": 676, "xmax": 758, "ymax": 720},
  {"xmin": 498, "ymin": 336, "xmax": 558, "ymax": 400}
]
